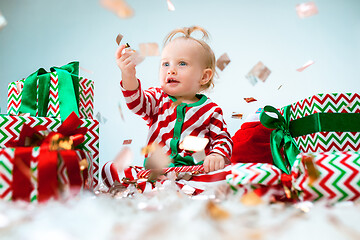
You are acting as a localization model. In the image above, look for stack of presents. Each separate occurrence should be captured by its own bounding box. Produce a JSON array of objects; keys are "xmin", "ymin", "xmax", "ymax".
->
[
  {"xmin": 0, "ymin": 62, "xmax": 99, "ymax": 202},
  {"xmin": 102, "ymin": 93, "xmax": 360, "ymax": 203}
]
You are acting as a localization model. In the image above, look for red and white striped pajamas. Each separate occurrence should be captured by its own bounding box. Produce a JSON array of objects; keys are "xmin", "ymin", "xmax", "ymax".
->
[{"xmin": 121, "ymin": 80, "xmax": 233, "ymax": 166}]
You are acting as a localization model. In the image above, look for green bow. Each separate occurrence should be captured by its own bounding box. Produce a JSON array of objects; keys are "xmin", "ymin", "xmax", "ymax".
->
[
  {"xmin": 19, "ymin": 62, "xmax": 80, "ymax": 122},
  {"xmin": 260, "ymin": 105, "xmax": 300, "ymax": 175}
]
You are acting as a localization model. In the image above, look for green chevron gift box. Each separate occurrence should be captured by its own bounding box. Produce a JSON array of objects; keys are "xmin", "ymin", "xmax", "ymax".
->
[
  {"xmin": 0, "ymin": 114, "xmax": 100, "ymax": 189},
  {"xmin": 292, "ymin": 151, "xmax": 360, "ymax": 202},
  {"xmin": 0, "ymin": 147, "xmax": 93, "ymax": 202},
  {"xmin": 7, "ymin": 62, "xmax": 94, "ymax": 121},
  {"xmin": 260, "ymin": 93, "xmax": 360, "ymax": 174}
]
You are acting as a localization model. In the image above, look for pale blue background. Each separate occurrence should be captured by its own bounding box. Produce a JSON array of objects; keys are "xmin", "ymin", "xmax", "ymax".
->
[{"xmin": 1, "ymin": 0, "xmax": 359, "ymax": 167}]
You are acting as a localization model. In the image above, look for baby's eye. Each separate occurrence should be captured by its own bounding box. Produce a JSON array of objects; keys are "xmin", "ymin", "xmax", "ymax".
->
[
  {"xmin": 162, "ymin": 62, "xmax": 169, "ymax": 67},
  {"xmin": 179, "ymin": 61, "xmax": 187, "ymax": 66}
]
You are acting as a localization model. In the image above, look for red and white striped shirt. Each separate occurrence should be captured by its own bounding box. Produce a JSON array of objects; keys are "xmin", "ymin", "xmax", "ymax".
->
[{"xmin": 121, "ymin": 80, "xmax": 233, "ymax": 166}]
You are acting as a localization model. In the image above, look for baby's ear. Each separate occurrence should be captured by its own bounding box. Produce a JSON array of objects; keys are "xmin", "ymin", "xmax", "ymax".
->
[{"xmin": 200, "ymin": 68, "xmax": 213, "ymax": 85}]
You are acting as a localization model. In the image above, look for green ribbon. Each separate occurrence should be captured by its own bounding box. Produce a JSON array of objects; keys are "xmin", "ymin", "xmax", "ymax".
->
[
  {"xmin": 260, "ymin": 105, "xmax": 300, "ymax": 175},
  {"xmin": 19, "ymin": 62, "xmax": 80, "ymax": 122}
]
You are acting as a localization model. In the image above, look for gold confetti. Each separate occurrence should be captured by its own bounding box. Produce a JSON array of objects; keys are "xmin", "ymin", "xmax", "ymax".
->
[
  {"xmin": 139, "ymin": 43, "xmax": 160, "ymax": 56},
  {"xmin": 206, "ymin": 201, "xmax": 230, "ymax": 220},
  {"xmin": 113, "ymin": 147, "xmax": 133, "ymax": 173},
  {"xmin": 245, "ymin": 61, "xmax": 271, "ymax": 85},
  {"xmin": 79, "ymin": 159, "xmax": 89, "ymax": 171},
  {"xmin": 240, "ymin": 191, "xmax": 263, "ymax": 206},
  {"xmin": 244, "ymin": 97, "xmax": 257, "ymax": 103},
  {"xmin": 171, "ymin": 100, "xmax": 182, "ymax": 108},
  {"xmin": 144, "ymin": 143, "xmax": 170, "ymax": 170},
  {"xmin": 231, "ymin": 112, "xmax": 243, "ymax": 119},
  {"xmin": 116, "ymin": 33, "xmax": 123, "ymax": 45},
  {"xmin": 302, "ymin": 155, "xmax": 320, "ymax": 186},
  {"xmin": 179, "ymin": 136, "xmax": 209, "ymax": 152},
  {"xmin": 296, "ymin": 2, "xmax": 319, "ymax": 19},
  {"xmin": 216, "ymin": 53, "xmax": 231, "ymax": 71},
  {"xmin": 100, "ymin": 0, "xmax": 134, "ymax": 18}
]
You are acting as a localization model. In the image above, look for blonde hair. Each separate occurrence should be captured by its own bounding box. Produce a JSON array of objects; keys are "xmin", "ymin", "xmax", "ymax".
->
[{"xmin": 163, "ymin": 26, "xmax": 216, "ymax": 90}]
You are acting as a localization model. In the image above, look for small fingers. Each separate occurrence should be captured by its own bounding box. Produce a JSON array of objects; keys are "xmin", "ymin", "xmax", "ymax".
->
[
  {"xmin": 115, "ymin": 44, "xmax": 127, "ymax": 59},
  {"xmin": 203, "ymin": 158, "xmax": 210, "ymax": 173}
]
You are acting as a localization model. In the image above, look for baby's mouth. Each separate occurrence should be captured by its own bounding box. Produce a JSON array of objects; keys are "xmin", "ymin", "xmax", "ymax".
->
[{"xmin": 167, "ymin": 78, "xmax": 180, "ymax": 84}]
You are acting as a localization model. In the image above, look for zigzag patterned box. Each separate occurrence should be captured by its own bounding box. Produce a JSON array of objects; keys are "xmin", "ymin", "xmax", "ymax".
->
[
  {"xmin": 293, "ymin": 152, "xmax": 360, "ymax": 202},
  {"xmin": 0, "ymin": 115, "xmax": 99, "ymax": 188},
  {"xmin": 7, "ymin": 74, "xmax": 94, "ymax": 119},
  {"xmin": 0, "ymin": 147, "xmax": 93, "ymax": 202},
  {"xmin": 286, "ymin": 93, "xmax": 360, "ymax": 153}
]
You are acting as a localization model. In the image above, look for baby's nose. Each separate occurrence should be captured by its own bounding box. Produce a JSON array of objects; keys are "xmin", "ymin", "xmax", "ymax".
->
[{"xmin": 167, "ymin": 69, "xmax": 176, "ymax": 75}]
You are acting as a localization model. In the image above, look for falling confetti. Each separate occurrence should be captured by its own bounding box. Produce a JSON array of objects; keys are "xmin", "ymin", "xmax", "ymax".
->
[
  {"xmin": 166, "ymin": 0, "xmax": 175, "ymax": 11},
  {"xmin": 179, "ymin": 136, "xmax": 209, "ymax": 152},
  {"xmin": 118, "ymin": 102, "xmax": 125, "ymax": 121},
  {"xmin": 296, "ymin": 60, "xmax": 315, "ymax": 72},
  {"xmin": 113, "ymin": 146, "xmax": 133, "ymax": 173},
  {"xmin": 278, "ymin": 84, "xmax": 283, "ymax": 90},
  {"xmin": 0, "ymin": 11, "xmax": 7, "ymax": 30},
  {"xmin": 206, "ymin": 201, "xmax": 230, "ymax": 220},
  {"xmin": 245, "ymin": 61, "xmax": 271, "ymax": 85},
  {"xmin": 216, "ymin": 53, "xmax": 231, "ymax": 71},
  {"xmin": 116, "ymin": 33, "xmax": 123, "ymax": 46},
  {"xmin": 139, "ymin": 43, "xmax": 160, "ymax": 57},
  {"xmin": 296, "ymin": 2, "xmax": 319, "ymax": 19},
  {"xmin": 244, "ymin": 97, "xmax": 257, "ymax": 103},
  {"xmin": 100, "ymin": 0, "xmax": 134, "ymax": 19},
  {"xmin": 96, "ymin": 112, "xmax": 108, "ymax": 124},
  {"xmin": 231, "ymin": 112, "xmax": 243, "ymax": 119},
  {"xmin": 143, "ymin": 143, "xmax": 171, "ymax": 176},
  {"xmin": 302, "ymin": 155, "xmax": 320, "ymax": 186},
  {"xmin": 122, "ymin": 139, "xmax": 132, "ymax": 145},
  {"xmin": 79, "ymin": 66, "xmax": 94, "ymax": 74}
]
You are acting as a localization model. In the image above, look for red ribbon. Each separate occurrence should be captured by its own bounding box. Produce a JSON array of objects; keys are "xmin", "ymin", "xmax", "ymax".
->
[{"xmin": 8, "ymin": 111, "xmax": 88, "ymax": 202}]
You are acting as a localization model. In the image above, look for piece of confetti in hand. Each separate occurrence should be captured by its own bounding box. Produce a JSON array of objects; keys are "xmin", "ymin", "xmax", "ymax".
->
[
  {"xmin": 245, "ymin": 61, "xmax": 271, "ymax": 85},
  {"xmin": 100, "ymin": 0, "xmax": 134, "ymax": 19},
  {"xmin": 296, "ymin": 60, "xmax": 315, "ymax": 72},
  {"xmin": 296, "ymin": 2, "xmax": 318, "ymax": 19},
  {"xmin": 244, "ymin": 97, "xmax": 257, "ymax": 103},
  {"xmin": 216, "ymin": 53, "xmax": 231, "ymax": 71},
  {"xmin": 231, "ymin": 112, "xmax": 243, "ymax": 119},
  {"xmin": 179, "ymin": 136, "xmax": 209, "ymax": 152},
  {"xmin": 0, "ymin": 11, "xmax": 7, "ymax": 30},
  {"xmin": 139, "ymin": 43, "xmax": 160, "ymax": 57},
  {"xmin": 166, "ymin": 0, "xmax": 175, "ymax": 11},
  {"xmin": 116, "ymin": 33, "xmax": 123, "ymax": 45}
]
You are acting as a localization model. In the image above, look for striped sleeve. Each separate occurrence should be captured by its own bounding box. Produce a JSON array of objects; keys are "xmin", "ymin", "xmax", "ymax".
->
[
  {"xmin": 208, "ymin": 108, "xmax": 233, "ymax": 161},
  {"xmin": 120, "ymin": 79, "xmax": 163, "ymax": 125}
]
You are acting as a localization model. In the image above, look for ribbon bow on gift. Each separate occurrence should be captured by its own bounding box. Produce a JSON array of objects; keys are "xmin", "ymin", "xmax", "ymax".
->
[
  {"xmin": 6, "ymin": 112, "xmax": 88, "ymax": 202},
  {"xmin": 19, "ymin": 62, "xmax": 80, "ymax": 122},
  {"xmin": 260, "ymin": 105, "xmax": 300, "ymax": 175}
]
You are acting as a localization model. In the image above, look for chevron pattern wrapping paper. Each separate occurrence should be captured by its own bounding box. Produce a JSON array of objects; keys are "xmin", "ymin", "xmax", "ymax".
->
[
  {"xmin": 227, "ymin": 163, "xmax": 282, "ymax": 187},
  {"xmin": 0, "ymin": 147, "xmax": 93, "ymax": 202},
  {"xmin": 0, "ymin": 115, "xmax": 99, "ymax": 188},
  {"xmin": 7, "ymin": 74, "xmax": 94, "ymax": 119},
  {"xmin": 283, "ymin": 93, "xmax": 360, "ymax": 153},
  {"xmin": 292, "ymin": 151, "xmax": 360, "ymax": 202}
]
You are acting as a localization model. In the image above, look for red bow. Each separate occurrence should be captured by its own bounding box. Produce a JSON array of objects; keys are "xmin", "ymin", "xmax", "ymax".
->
[{"xmin": 7, "ymin": 112, "xmax": 88, "ymax": 202}]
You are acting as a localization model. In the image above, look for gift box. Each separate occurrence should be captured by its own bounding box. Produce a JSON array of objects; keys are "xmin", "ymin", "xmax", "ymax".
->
[
  {"xmin": 7, "ymin": 62, "xmax": 94, "ymax": 120},
  {"xmin": 292, "ymin": 151, "xmax": 360, "ymax": 202},
  {"xmin": 260, "ymin": 93, "xmax": 360, "ymax": 174},
  {"xmin": 0, "ymin": 147, "xmax": 93, "ymax": 202},
  {"xmin": 0, "ymin": 114, "xmax": 100, "ymax": 188}
]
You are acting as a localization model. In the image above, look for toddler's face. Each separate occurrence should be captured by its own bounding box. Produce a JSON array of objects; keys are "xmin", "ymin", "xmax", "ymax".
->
[{"xmin": 159, "ymin": 38, "xmax": 208, "ymax": 103}]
